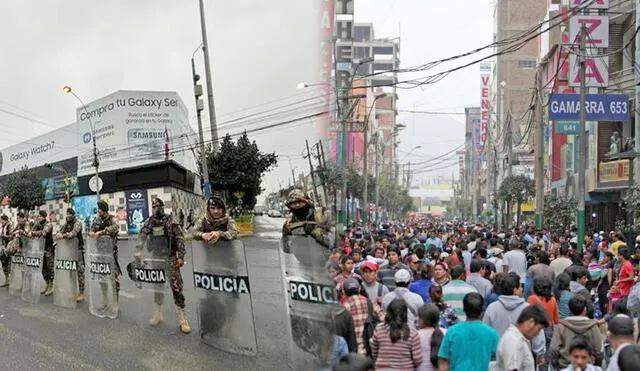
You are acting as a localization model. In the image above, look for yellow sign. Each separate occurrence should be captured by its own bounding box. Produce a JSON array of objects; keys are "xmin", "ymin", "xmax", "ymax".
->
[{"xmin": 599, "ymin": 160, "xmax": 630, "ymax": 183}]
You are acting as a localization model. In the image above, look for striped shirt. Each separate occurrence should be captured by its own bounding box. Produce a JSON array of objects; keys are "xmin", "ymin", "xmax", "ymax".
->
[
  {"xmin": 371, "ymin": 323, "xmax": 423, "ymax": 371},
  {"xmin": 378, "ymin": 263, "xmax": 409, "ymax": 291},
  {"xmin": 442, "ymin": 280, "xmax": 478, "ymax": 322}
]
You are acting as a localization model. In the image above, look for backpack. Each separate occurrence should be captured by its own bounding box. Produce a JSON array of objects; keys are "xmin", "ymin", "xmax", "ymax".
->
[
  {"xmin": 627, "ymin": 282, "xmax": 640, "ymax": 311},
  {"xmin": 362, "ymin": 299, "xmax": 380, "ymax": 358}
]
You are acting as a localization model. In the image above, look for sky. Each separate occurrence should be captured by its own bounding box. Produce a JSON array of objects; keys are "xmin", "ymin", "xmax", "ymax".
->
[{"xmin": 0, "ymin": 0, "xmax": 493, "ymax": 197}]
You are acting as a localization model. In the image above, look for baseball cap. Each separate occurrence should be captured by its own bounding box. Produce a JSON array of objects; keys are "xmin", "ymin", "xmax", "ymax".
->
[
  {"xmin": 360, "ymin": 261, "xmax": 379, "ymax": 272},
  {"xmin": 609, "ymin": 315, "xmax": 634, "ymax": 337},
  {"xmin": 342, "ymin": 278, "xmax": 360, "ymax": 293},
  {"xmin": 394, "ymin": 269, "xmax": 411, "ymax": 284}
]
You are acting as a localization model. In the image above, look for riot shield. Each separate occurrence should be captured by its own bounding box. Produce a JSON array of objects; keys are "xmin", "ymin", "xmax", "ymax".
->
[
  {"xmin": 191, "ymin": 240, "xmax": 257, "ymax": 356},
  {"xmin": 127, "ymin": 234, "xmax": 179, "ymax": 333},
  {"xmin": 8, "ymin": 237, "xmax": 27, "ymax": 296},
  {"xmin": 53, "ymin": 238, "xmax": 79, "ymax": 309},
  {"xmin": 21, "ymin": 238, "xmax": 45, "ymax": 304},
  {"xmin": 279, "ymin": 231, "xmax": 338, "ymax": 370},
  {"xmin": 86, "ymin": 236, "xmax": 118, "ymax": 319}
]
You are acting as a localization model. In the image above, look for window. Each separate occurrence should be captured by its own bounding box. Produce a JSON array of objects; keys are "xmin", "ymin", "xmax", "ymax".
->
[
  {"xmin": 373, "ymin": 62, "xmax": 393, "ymax": 72},
  {"xmin": 354, "ymin": 26, "xmax": 371, "ymax": 42},
  {"xmin": 373, "ymin": 46, "xmax": 394, "ymax": 55},
  {"xmin": 518, "ymin": 60, "xmax": 536, "ymax": 69},
  {"xmin": 354, "ymin": 46, "xmax": 370, "ymax": 59}
]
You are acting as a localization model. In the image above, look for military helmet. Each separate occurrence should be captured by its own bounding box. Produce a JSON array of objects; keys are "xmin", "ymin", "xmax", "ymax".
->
[
  {"xmin": 285, "ymin": 189, "xmax": 313, "ymax": 208},
  {"xmin": 207, "ymin": 196, "xmax": 226, "ymax": 211}
]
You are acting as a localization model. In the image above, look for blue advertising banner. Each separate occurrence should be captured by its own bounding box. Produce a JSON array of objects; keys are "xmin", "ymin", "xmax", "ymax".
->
[
  {"xmin": 71, "ymin": 195, "xmax": 99, "ymax": 233},
  {"xmin": 125, "ymin": 189, "xmax": 148, "ymax": 234},
  {"xmin": 549, "ymin": 94, "xmax": 629, "ymax": 121}
]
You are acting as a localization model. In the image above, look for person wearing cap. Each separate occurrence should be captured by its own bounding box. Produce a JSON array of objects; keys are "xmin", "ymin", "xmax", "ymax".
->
[
  {"xmin": 54, "ymin": 208, "xmax": 85, "ymax": 302},
  {"xmin": 135, "ymin": 198, "xmax": 191, "ymax": 334},
  {"xmin": 281, "ymin": 189, "xmax": 328, "ymax": 246},
  {"xmin": 29, "ymin": 210, "xmax": 55, "ymax": 296},
  {"xmin": 192, "ymin": 196, "xmax": 239, "ymax": 243},
  {"xmin": 360, "ymin": 261, "xmax": 389, "ymax": 307},
  {"xmin": 605, "ymin": 315, "xmax": 635, "ymax": 371},
  {"xmin": 89, "ymin": 199, "xmax": 122, "ymax": 312},
  {"xmin": 342, "ymin": 278, "xmax": 374, "ymax": 356},
  {"xmin": 377, "ymin": 246, "xmax": 409, "ymax": 291},
  {"xmin": 382, "ymin": 269, "xmax": 424, "ymax": 329}
]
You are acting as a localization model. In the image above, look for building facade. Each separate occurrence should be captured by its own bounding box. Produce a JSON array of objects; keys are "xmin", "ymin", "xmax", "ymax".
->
[{"xmin": 0, "ymin": 90, "xmax": 202, "ymax": 234}]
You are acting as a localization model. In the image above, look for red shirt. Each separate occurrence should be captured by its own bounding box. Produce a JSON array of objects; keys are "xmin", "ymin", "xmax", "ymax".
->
[{"xmin": 618, "ymin": 260, "xmax": 635, "ymax": 296}]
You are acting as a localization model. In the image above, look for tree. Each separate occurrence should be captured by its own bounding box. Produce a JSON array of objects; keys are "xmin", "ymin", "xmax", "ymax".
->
[
  {"xmin": 623, "ymin": 184, "xmax": 640, "ymax": 233},
  {"xmin": 498, "ymin": 175, "xmax": 535, "ymax": 225},
  {"xmin": 543, "ymin": 194, "xmax": 577, "ymax": 233},
  {"xmin": 206, "ymin": 132, "xmax": 278, "ymax": 211},
  {"xmin": 2, "ymin": 167, "xmax": 45, "ymax": 211}
]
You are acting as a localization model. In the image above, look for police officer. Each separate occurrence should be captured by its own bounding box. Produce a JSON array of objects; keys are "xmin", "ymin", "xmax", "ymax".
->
[
  {"xmin": 54, "ymin": 208, "xmax": 85, "ymax": 302},
  {"xmin": 135, "ymin": 198, "xmax": 191, "ymax": 334},
  {"xmin": 282, "ymin": 189, "xmax": 330, "ymax": 246},
  {"xmin": 29, "ymin": 210, "xmax": 54, "ymax": 296},
  {"xmin": 88, "ymin": 200, "xmax": 121, "ymax": 313},
  {"xmin": 192, "ymin": 196, "xmax": 239, "ymax": 243},
  {"xmin": 0, "ymin": 215, "xmax": 13, "ymax": 286}
]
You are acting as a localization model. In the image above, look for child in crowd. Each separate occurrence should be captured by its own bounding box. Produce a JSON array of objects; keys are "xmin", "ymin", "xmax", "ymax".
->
[{"xmin": 560, "ymin": 335, "xmax": 602, "ymax": 371}]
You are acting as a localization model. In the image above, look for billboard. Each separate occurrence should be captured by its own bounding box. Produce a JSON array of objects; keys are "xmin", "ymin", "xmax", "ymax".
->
[
  {"xmin": 76, "ymin": 90, "xmax": 196, "ymax": 177},
  {"xmin": 125, "ymin": 189, "xmax": 149, "ymax": 234},
  {"xmin": 479, "ymin": 62, "xmax": 491, "ymax": 159},
  {"xmin": 0, "ymin": 122, "xmax": 79, "ymax": 176}
]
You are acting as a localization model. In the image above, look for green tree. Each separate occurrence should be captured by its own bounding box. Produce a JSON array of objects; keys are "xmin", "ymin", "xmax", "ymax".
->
[
  {"xmin": 2, "ymin": 167, "xmax": 46, "ymax": 211},
  {"xmin": 498, "ymin": 175, "xmax": 535, "ymax": 225},
  {"xmin": 206, "ymin": 132, "xmax": 278, "ymax": 210},
  {"xmin": 543, "ymin": 194, "xmax": 577, "ymax": 233}
]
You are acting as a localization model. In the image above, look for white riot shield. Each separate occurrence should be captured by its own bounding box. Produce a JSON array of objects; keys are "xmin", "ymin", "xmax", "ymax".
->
[
  {"xmin": 9, "ymin": 253, "xmax": 24, "ymax": 296},
  {"xmin": 21, "ymin": 238, "xmax": 45, "ymax": 304},
  {"xmin": 128, "ymin": 234, "xmax": 179, "ymax": 333},
  {"xmin": 86, "ymin": 236, "xmax": 118, "ymax": 319},
  {"xmin": 53, "ymin": 238, "xmax": 79, "ymax": 309},
  {"xmin": 191, "ymin": 240, "xmax": 257, "ymax": 356},
  {"xmin": 279, "ymin": 232, "xmax": 338, "ymax": 370}
]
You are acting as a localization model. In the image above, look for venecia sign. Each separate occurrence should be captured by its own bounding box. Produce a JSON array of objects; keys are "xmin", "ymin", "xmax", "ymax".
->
[{"xmin": 570, "ymin": 0, "xmax": 609, "ymax": 9}]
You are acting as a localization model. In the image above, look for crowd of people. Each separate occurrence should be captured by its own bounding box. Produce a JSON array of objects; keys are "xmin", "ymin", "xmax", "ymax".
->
[{"xmin": 324, "ymin": 220, "xmax": 640, "ymax": 371}]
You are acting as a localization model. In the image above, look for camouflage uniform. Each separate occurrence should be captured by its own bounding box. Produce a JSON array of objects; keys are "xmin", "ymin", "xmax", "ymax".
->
[
  {"xmin": 90, "ymin": 214, "xmax": 121, "ymax": 294},
  {"xmin": 282, "ymin": 189, "xmax": 330, "ymax": 246},
  {"xmin": 137, "ymin": 213, "xmax": 186, "ymax": 308},
  {"xmin": 30, "ymin": 220, "xmax": 54, "ymax": 286},
  {"xmin": 59, "ymin": 217, "xmax": 84, "ymax": 293},
  {"xmin": 0, "ymin": 221, "xmax": 12, "ymax": 282},
  {"xmin": 192, "ymin": 214, "xmax": 239, "ymax": 241}
]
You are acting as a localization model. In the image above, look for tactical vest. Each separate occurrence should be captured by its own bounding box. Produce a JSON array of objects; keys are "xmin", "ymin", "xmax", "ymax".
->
[
  {"xmin": 145, "ymin": 214, "xmax": 179, "ymax": 253},
  {"xmin": 33, "ymin": 221, "xmax": 54, "ymax": 250},
  {"xmin": 200, "ymin": 216, "xmax": 229, "ymax": 232},
  {"xmin": 61, "ymin": 220, "xmax": 84, "ymax": 249}
]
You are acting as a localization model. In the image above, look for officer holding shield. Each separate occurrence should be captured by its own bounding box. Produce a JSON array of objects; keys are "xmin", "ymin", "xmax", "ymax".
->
[
  {"xmin": 192, "ymin": 196, "xmax": 239, "ymax": 243},
  {"xmin": 54, "ymin": 208, "xmax": 85, "ymax": 302},
  {"xmin": 135, "ymin": 198, "xmax": 191, "ymax": 334},
  {"xmin": 89, "ymin": 200, "xmax": 121, "ymax": 313},
  {"xmin": 28, "ymin": 210, "xmax": 54, "ymax": 296}
]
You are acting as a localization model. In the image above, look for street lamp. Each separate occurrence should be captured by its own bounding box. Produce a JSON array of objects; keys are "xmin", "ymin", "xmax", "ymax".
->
[
  {"xmin": 63, "ymin": 86, "xmax": 101, "ymax": 201},
  {"xmin": 362, "ymin": 92, "xmax": 387, "ymax": 223},
  {"xmin": 400, "ymin": 145, "xmax": 422, "ymax": 163}
]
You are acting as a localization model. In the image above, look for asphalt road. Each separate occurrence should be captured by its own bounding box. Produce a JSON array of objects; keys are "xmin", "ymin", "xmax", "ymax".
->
[{"xmin": 0, "ymin": 216, "xmax": 290, "ymax": 370}]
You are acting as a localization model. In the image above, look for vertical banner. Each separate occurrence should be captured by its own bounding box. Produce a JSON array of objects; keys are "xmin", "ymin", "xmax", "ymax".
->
[
  {"xmin": 125, "ymin": 189, "xmax": 149, "ymax": 234},
  {"xmin": 479, "ymin": 62, "xmax": 492, "ymax": 167}
]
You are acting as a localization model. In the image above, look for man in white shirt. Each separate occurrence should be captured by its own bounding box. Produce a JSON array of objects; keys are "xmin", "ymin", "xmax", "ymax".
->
[
  {"xmin": 503, "ymin": 240, "xmax": 528, "ymax": 285},
  {"xmin": 606, "ymin": 315, "xmax": 635, "ymax": 371},
  {"xmin": 550, "ymin": 243, "xmax": 573, "ymax": 277},
  {"xmin": 382, "ymin": 269, "xmax": 423, "ymax": 328},
  {"xmin": 496, "ymin": 304, "xmax": 550, "ymax": 371}
]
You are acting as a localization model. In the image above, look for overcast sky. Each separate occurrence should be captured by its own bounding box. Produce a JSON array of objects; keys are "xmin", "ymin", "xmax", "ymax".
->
[{"xmin": 0, "ymin": 1, "xmax": 493, "ymax": 196}]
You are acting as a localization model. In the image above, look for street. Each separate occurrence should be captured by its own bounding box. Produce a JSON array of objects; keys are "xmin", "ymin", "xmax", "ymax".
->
[{"xmin": 0, "ymin": 216, "xmax": 289, "ymax": 370}]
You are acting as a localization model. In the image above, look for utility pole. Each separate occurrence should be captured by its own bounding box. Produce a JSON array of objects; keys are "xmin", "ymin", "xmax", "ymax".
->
[
  {"xmin": 315, "ymin": 142, "xmax": 330, "ymax": 207},
  {"xmin": 534, "ymin": 64, "xmax": 545, "ymax": 230},
  {"xmin": 363, "ymin": 123, "xmax": 369, "ymax": 223},
  {"xmin": 198, "ymin": 0, "xmax": 219, "ymax": 151},
  {"xmin": 406, "ymin": 162, "xmax": 412, "ymax": 188},
  {"xmin": 375, "ymin": 135, "xmax": 380, "ymax": 225},
  {"xmin": 304, "ymin": 140, "xmax": 319, "ymax": 205},
  {"xmin": 191, "ymin": 56, "xmax": 212, "ymax": 198},
  {"xmin": 577, "ymin": 23, "xmax": 587, "ymax": 253}
]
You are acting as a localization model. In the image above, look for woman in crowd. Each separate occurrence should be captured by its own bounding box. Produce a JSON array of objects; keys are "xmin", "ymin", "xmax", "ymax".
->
[
  {"xmin": 370, "ymin": 298, "xmax": 423, "ymax": 370},
  {"xmin": 416, "ymin": 303, "xmax": 446, "ymax": 371},
  {"xmin": 528, "ymin": 276, "xmax": 559, "ymax": 369},
  {"xmin": 428, "ymin": 285, "xmax": 457, "ymax": 328},
  {"xmin": 431, "ymin": 262, "xmax": 450, "ymax": 287},
  {"xmin": 554, "ymin": 272, "xmax": 573, "ymax": 319}
]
